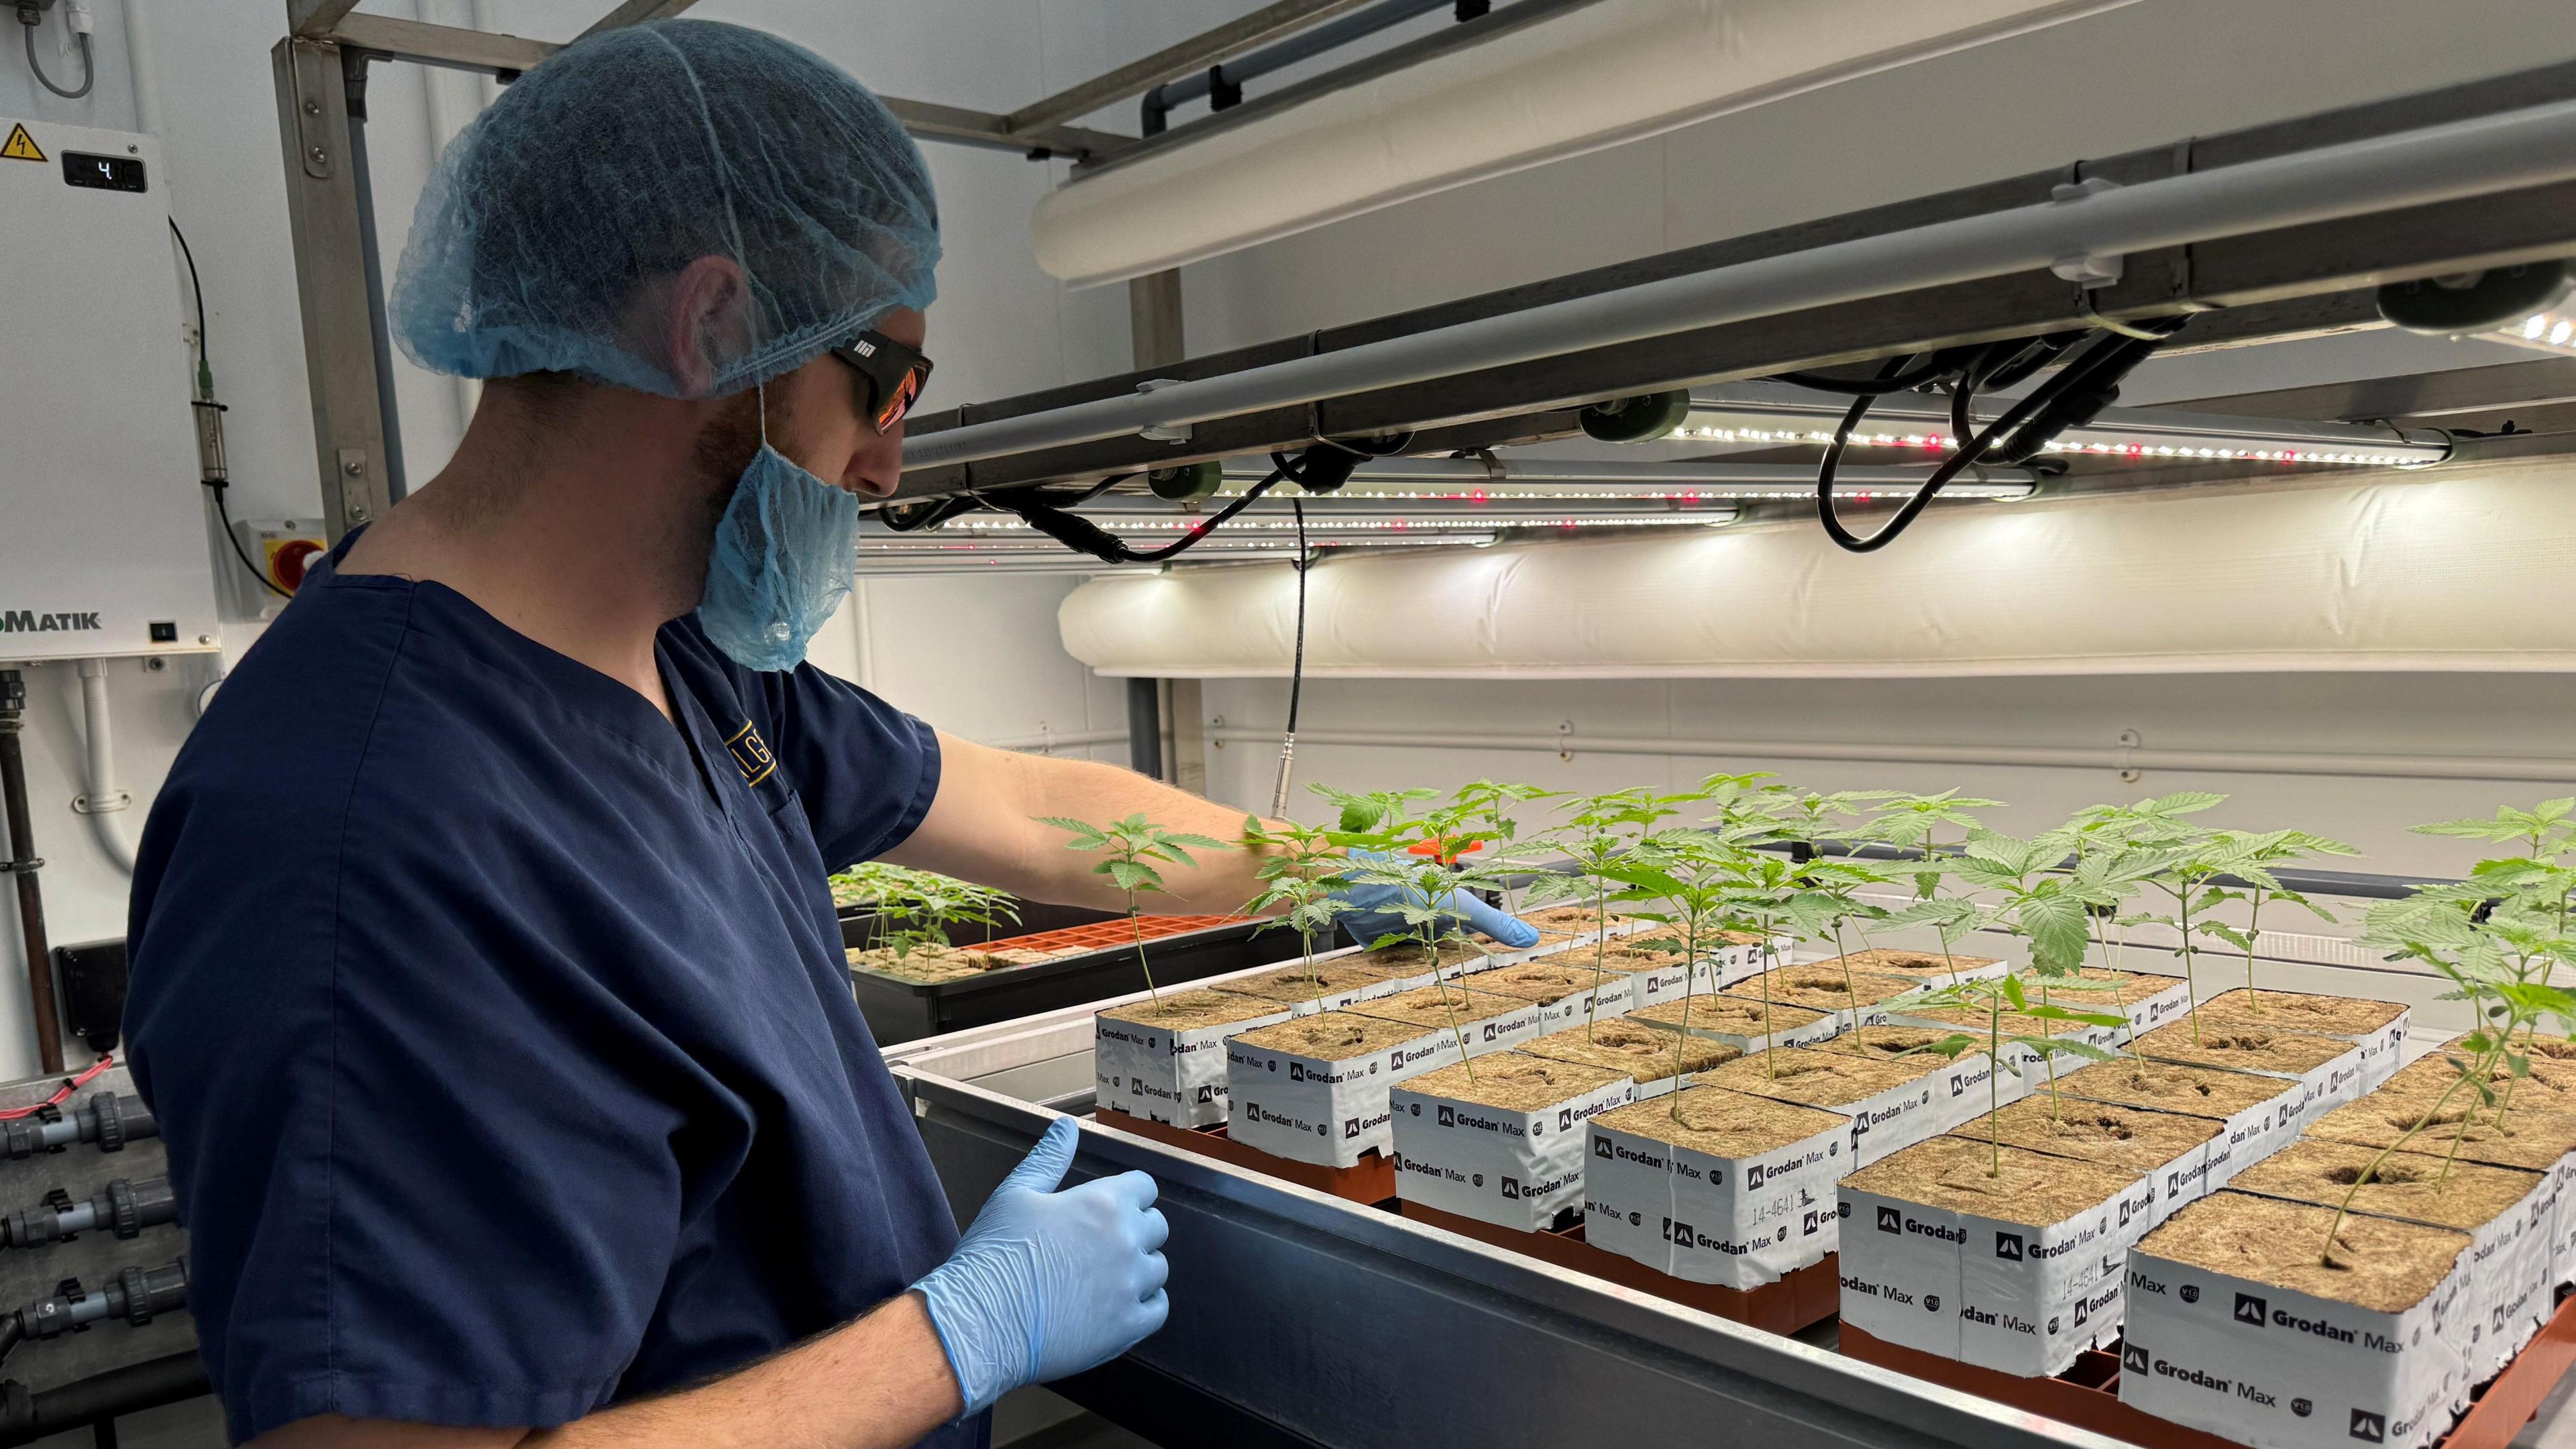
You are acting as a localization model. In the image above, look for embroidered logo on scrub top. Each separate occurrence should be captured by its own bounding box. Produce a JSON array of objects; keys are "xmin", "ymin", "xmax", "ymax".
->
[{"xmin": 724, "ymin": 720, "xmax": 777, "ymax": 787}]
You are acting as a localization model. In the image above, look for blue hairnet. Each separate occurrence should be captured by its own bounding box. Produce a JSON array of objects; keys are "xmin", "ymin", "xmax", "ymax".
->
[{"xmin": 391, "ymin": 19, "xmax": 940, "ymax": 399}]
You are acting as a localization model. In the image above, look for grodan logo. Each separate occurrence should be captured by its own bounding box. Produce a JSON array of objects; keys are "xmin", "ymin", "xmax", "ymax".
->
[
  {"xmin": 1289, "ymin": 1062, "xmax": 1305, "ymax": 1083},
  {"xmin": 1501, "ymin": 1177, "xmax": 1520, "ymax": 1199},
  {"xmin": 1995, "ymin": 1232, "xmax": 2025, "ymax": 1261},
  {"xmin": 2233, "ymin": 1293, "xmax": 2267, "ymax": 1327},
  {"xmin": 1438, "ymin": 1104, "xmax": 1456, "ymax": 1128},
  {"xmin": 1746, "ymin": 1162, "xmax": 1767, "ymax": 1189},
  {"xmin": 1342, "ymin": 1118, "xmax": 1361, "ymax": 1139},
  {"xmin": 2349, "ymin": 1409, "xmax": 2385, "ymax": 1443},
  {"xmin": 1595, "ymin": 1137, "xmax": 1614, "ymax": 1161},
  {"xmin": 1876, "ymin": 1206, "xmax": 1903, "ymax": 1234},
  {"xmin": 2122, "ymin": 1343, "xmax": 2149, "ymax": 1374},
  {"xmin": 1558, "ymin": 1108, "xmax": 1574, "ymax": 1132}
]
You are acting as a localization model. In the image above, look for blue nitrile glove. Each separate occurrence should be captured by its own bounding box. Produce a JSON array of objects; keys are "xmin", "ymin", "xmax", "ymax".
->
[
  {"xmin": 1333, "ymin": 848, "xmax": 1542, "ymax": 950},
  {"xmin": 913, "ymin": 1116, "xmax": 1170, "ymax": 1416}
]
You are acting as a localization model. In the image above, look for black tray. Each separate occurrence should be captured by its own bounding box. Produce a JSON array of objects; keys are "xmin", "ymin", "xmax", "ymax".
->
[
  {"xmin": 839, "ymin": 900, "xmax": 1116, "ymax": 951},
  {"xmin": 848, "ymin": 917, "xmax": 1307, "ymax": 1046}
]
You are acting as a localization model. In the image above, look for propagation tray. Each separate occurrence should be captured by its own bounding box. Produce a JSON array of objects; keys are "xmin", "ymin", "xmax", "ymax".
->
[{"xmin": 888, "ymin": 966, "xmax": 2145, "ymax": 1449}]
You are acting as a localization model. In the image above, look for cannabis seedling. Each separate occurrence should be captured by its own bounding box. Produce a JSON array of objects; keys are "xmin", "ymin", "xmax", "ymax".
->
[
  {"xmin": 873, "ymin": 867, "xmax": 1020, "ymax": 963},
  {"xmin": 1326, "ymin": 795, "xmax": 1517, "ymax": 1081},
  {"xmin": 1450, "ymin": 779, "xmax": 1559, "ymax": 914},
  {"xmin": 1528, "ymin": 788, "xmax": 1691, "ymax": 1039},
  {"xmin": 1039, "ymin": 814, "xmax": 1229, "ymax": 1002},
  {"xmin": 1240, "ymin": 815, "xmax": 1360, "ymax": 988},
  {"xmin": 1866, "ymin": 790, "xmax": 2003, "ymax": 983},
  {"xmin": 1904, "ymin": 973, "xmax": 2128, "ymax": 1175},
  {"xmin": 1605, "ymin": 828, "xmax": 1750, "ymax": 1121},
  {"xmin": 2191, "ymin": 828, "xmax": 2355, "ymax": 1013}
]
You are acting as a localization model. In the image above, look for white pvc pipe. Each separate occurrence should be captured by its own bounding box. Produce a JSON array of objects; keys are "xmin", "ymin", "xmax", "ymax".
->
[
  {"xmin": 910, "ymin": 95, "xmax": 2576, "ymax": 470},
  {"xmin": 1205, "ymin": 726, "xmax": 2576, "ymax": 785},
  {"xmin": 73, "ymin": 661, "xmax": 136, "ymax": 875}
]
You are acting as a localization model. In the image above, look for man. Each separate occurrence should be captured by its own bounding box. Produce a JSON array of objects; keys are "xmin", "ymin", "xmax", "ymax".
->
[{"xmin": 124, "ymin": 19, "xmax": 1533, "ymax": 1449}]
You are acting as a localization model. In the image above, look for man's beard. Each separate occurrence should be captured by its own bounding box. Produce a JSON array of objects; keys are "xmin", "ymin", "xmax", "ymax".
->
[{"xmin": 680, "ymin": 390, "xmax": 766, "ymax": 606}]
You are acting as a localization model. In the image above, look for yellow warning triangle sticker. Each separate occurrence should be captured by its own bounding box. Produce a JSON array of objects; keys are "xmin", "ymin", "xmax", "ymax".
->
[{"xmin": 0, "ymin": 125, "xmax": 43, "ymax": 163}]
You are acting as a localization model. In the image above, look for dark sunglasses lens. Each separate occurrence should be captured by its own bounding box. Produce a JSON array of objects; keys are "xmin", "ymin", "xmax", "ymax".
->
[{"xmin": 876, "ymin": 364, "xmax": 926, "ymax": 431}]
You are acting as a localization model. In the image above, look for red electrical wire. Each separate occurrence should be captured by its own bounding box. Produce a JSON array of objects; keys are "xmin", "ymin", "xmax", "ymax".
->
[{"xmin": 0, "ymin": 1056, "xmax": 114, "ymax": 1120}]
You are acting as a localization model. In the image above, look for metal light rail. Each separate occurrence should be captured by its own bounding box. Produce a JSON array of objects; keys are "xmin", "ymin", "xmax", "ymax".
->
[{"xmin": 904, "ymin": 95, "xmax": 2576, "ymax": 471}]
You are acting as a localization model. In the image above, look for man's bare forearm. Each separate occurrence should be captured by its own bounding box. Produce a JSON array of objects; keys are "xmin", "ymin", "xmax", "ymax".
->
[
  {"xmin": 891, "ymin": 735, "xmax": 1278, "ymax": 916},
  {"xmin": 254, "ymin": 1293, "xmax": 961, "ymax": 1449}
]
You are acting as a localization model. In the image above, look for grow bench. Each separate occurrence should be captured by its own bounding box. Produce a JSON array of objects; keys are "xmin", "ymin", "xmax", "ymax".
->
[
  {"xmin": 1091, "ymin": 1104, "xmax": 1842, "ymax": 1334},
  {"xmin": 1839, "ymin": 1291, "xmax": 2576, "ymax": 1449}
]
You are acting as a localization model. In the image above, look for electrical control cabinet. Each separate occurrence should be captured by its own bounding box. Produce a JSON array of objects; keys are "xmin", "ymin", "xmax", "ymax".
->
[{"xmin": 0, "ymin": 118, "xmax": 219, "ymax": 661}]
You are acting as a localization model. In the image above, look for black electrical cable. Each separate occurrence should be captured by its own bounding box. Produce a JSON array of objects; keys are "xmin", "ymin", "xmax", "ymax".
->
[
  {"xmin": 999, "ymin": 470, "xmax": 1285, "ymax": 565},
  {"xmin": 1285, "ymin": 497, "xmax": 1309, "ymax": 739},
  {"xmin": 20, "ymin": 16, "xmax": 93, "ymax": 101},
  {"xmin": 168, "ymin": 217, "xmax": 292, "ymax": 600},
  {"xmin": 167, "ymin": 221, "xmax": 208, "ymax": 370},
  {"xmin": 1814, "ymin": 325, "xmax": 2179, "ymax": 553},
  {"xmin": 1772, "ymin": 352, "xmax": 1958, "ymax": 395}
]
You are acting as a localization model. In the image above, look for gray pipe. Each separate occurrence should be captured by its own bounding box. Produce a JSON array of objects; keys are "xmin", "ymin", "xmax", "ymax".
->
[
  {"xmin": 1155, "ymin": 0, "xmax": 1451, "ymax": 110},
  {"xmin": 909, "ymin": 95, "xmax": 2576, "ymax": 472}
]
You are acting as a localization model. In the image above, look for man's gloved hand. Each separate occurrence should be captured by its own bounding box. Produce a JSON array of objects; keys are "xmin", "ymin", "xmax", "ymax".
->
[
  {"xmin": 913, "ymin": 1116, "xmax": 1169, "ymax": 1417},
  {"xmin": 1333, "ymin": 849, "xmax": 1542, "ymax": 950}
]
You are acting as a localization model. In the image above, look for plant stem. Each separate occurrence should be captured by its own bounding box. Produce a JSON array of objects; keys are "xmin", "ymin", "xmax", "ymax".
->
[
  {"xmin": 2322, "ymin": 1070, "xmax": 2472, "ymax": 1267},
  {"xmin": 1833, "ymin": 923, "xmax": 1863, "ymax": 1030},
  {"xmin": 1760, "ymin": 922, "xmax": 1780, "ymax": 1080},
  {"xmin": 1128, "ymin": 888, "xmax": 1159, "ymax": 1002},
  {"xmin": 1987, "ymin": 991, "xmax": 2002, "ymax": 1177},
  {"xmin": 2176, "ymin": 882, "xmax": 2204, "ymax": 1048},
  {"xmin": 2244, "ymin": 887, "xmax": 2267, "ymax": 1013},
  {"xmin": 1671, "ymin": 910, "xmax": 1699, "ymax": 1124},
  {"xmin": 1588, "ymin": 866, "xmax": 1609, "ymax": 1043}
]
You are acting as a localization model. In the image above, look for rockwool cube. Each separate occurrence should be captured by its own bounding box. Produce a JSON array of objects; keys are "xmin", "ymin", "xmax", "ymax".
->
[
  {"xmin": 1517, "ymin": 1018, "xmax": 1737, "ymax": 1098},
  {"xmin": 1350, "ymin": 983, "xmax": 1546, "ymax": 1056},
  {"xmin": 2131, "ymin": 1022, "xmax": 2367, "ymax": 1131},
  {"xmin": 1225, "ymin": 955, "xmax": 1420, "ymax": 1016},
  {"xmin": 2063, "ymin": 968, "xmax": 2196, "ymax": 1042},
  {"xmin": 1823, "ymin": 1025, "xmax": 2029, "ymax": 1112},
  {"xmin": 2057, "ymin": 1059, "xmax": 2308, "ymax": 1193},
  {"xmin": 2306, "ymin": 1093, "xmax": 2576, "ymax": 1296},
  {"xmin": 1583, "ymin": 1086, "xmax": 1851, "ymax": 1287},
  {"xmin": 1391, "ymin": 1053, "xmax": 1633, "ymax": 1232},
  {"xmin": 1467, "ymin": 959, "xmax": 1640, "ymax": 1034},
  {"xmin": 2229, "ymin": 1138, "xmax": 2553, "ymax": 1384},
  {"xmin": 1226, "ymin": 1011, "xmax": 1470, "ymax": 1167},
  {"xmin": 1627, "ymin": 993, "xmax": 1841, "ymax": 1056},
  {"xmin": 2120, "ymin": 1192, "xmax": 2472, "ymax": 1449},
  {"xmin": 1834, "ymin": 947, "xmax": 2010, "ymax": 989},
  {"xmin": 1094, "ymin": 988, "xmax": 1294, "ymax": 1128},
  {"xmin": 1721, "ymin": 964, "xmax": 1927, "ymax": 1034},
  {"xmin": 1839, "ymin": 1136, "xmax": 2153, "ymax": 1377},
  {"xmin": 1972, "ymin": 1095, "xmax": 2229, "ymax": 1229},
  {"xmin": 1697, "ymin": 1046, "xmax": 1992, "ymax": 1168},
  {"xmin": 2190, "ymin": 989, "xmax": 2410, "ymax": 1088}
]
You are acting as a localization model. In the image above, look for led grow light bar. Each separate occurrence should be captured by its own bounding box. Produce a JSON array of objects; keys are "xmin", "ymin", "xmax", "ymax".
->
[
  {"xmin": 1209, "ymin": 458, "xmax": 2037, "ymax": 502},
  {"xmin": 1676, "ymin": 382, "xmax": 2449, "ymax": 467},
  {"xmin": 2486, "ymin": 307, "xmax": 2576, "ymax": 357}
]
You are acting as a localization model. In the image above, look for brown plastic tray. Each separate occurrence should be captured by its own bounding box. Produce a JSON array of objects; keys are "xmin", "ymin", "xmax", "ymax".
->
[
  {"xmin": 1095, "ymin": 1107, "xmax": 1397, "ymax": 1204},
  {"xmin": 1840, "ymin": 1287, "xmax": 2576, "ymax": 1449},
  {"xmin": 1398, "ymin": 1199, "xmax": 1840, "ymax": 1335}
]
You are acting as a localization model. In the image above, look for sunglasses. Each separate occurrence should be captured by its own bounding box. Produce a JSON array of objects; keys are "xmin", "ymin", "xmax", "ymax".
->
[{"xmin": 828, "ymin": 331, "xmax": 934, "ymax": 434}]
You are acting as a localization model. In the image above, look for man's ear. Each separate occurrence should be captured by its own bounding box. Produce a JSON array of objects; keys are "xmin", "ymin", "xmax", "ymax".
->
[{"xmin": 663, "ymin": 256, "xmax": 749, "ymax": 396}]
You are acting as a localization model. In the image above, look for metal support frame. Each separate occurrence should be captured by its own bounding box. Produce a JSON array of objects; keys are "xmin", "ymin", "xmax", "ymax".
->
[
  {"xmin": 1003, "ymin": 0, "xmax": 1379, "ymax": 138},
  {"xmin": 272, "ymin": 37, "xmax": 392, "ymax": 543},
  {"xmin": 900, "ymin": 57, "xmax": 2576, "ymax": 502}
]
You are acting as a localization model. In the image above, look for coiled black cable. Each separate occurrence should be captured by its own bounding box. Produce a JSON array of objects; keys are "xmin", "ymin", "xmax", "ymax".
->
[{"xmin": 997, "ymin": 470, "xmax": 1286, "ymax": 565}]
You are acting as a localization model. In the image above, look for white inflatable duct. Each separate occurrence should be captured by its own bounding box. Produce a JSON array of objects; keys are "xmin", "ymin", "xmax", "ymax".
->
[
  {"xmin": 1033, "ymin": 0, "xmax": 2142, "ymax": 286},
  {"xmin": 1057, "ymin": 466, "xmax": 2576, "ymax": 678}
]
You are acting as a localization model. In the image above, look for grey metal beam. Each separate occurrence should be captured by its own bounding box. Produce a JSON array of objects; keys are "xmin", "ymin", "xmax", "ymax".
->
[
  {"xmin": 271, "ymin": 38, "xmax": 392, "ymax": 544},
  {"xmin": 326, "ymin": 12, "xmax": 555, "ymax": 75},
  {"xmin": 2163, "ymin": 356, "xmax": 2576, "ymax": 422},
  {"xmin": 286, "ymin": 0, "xmax": 363, "ymax": 39},
  {"xmin": 876, "ymin": 97, "xmax": 1130, "ymax": 163},
  {"xmin": 311, "ymin": 16, "xmax": 1131, "ymax": 158},
  {"xmin": 1002, "ymin": 0, "xmax": 1376, "ymax": 136},
  {"xmin": 574, "ymin": 0, "xmax": 701, "ymax": 44}
]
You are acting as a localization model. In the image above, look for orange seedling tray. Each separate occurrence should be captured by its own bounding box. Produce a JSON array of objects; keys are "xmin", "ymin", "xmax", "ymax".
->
[
  {"xmin": 983, "ymin": 914, "xmax": 1243, "ymax": 957},
  {"xmin": 1095, "ymin": 1106, "xmax": 1396, "ymax": 1205},
  {"xmin": 1399, "ymin": 1200, "xmax": 1839, "ymax": 1336},
  {"xmin": 1840, "ymin": 1286, "xmax": 2576, "ymax": 1449}
]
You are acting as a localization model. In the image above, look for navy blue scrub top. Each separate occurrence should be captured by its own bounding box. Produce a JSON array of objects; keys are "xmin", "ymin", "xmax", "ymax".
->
[{"xmin": 125, "ymin": 537, "xmax": 980, "ymax": 1447}]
